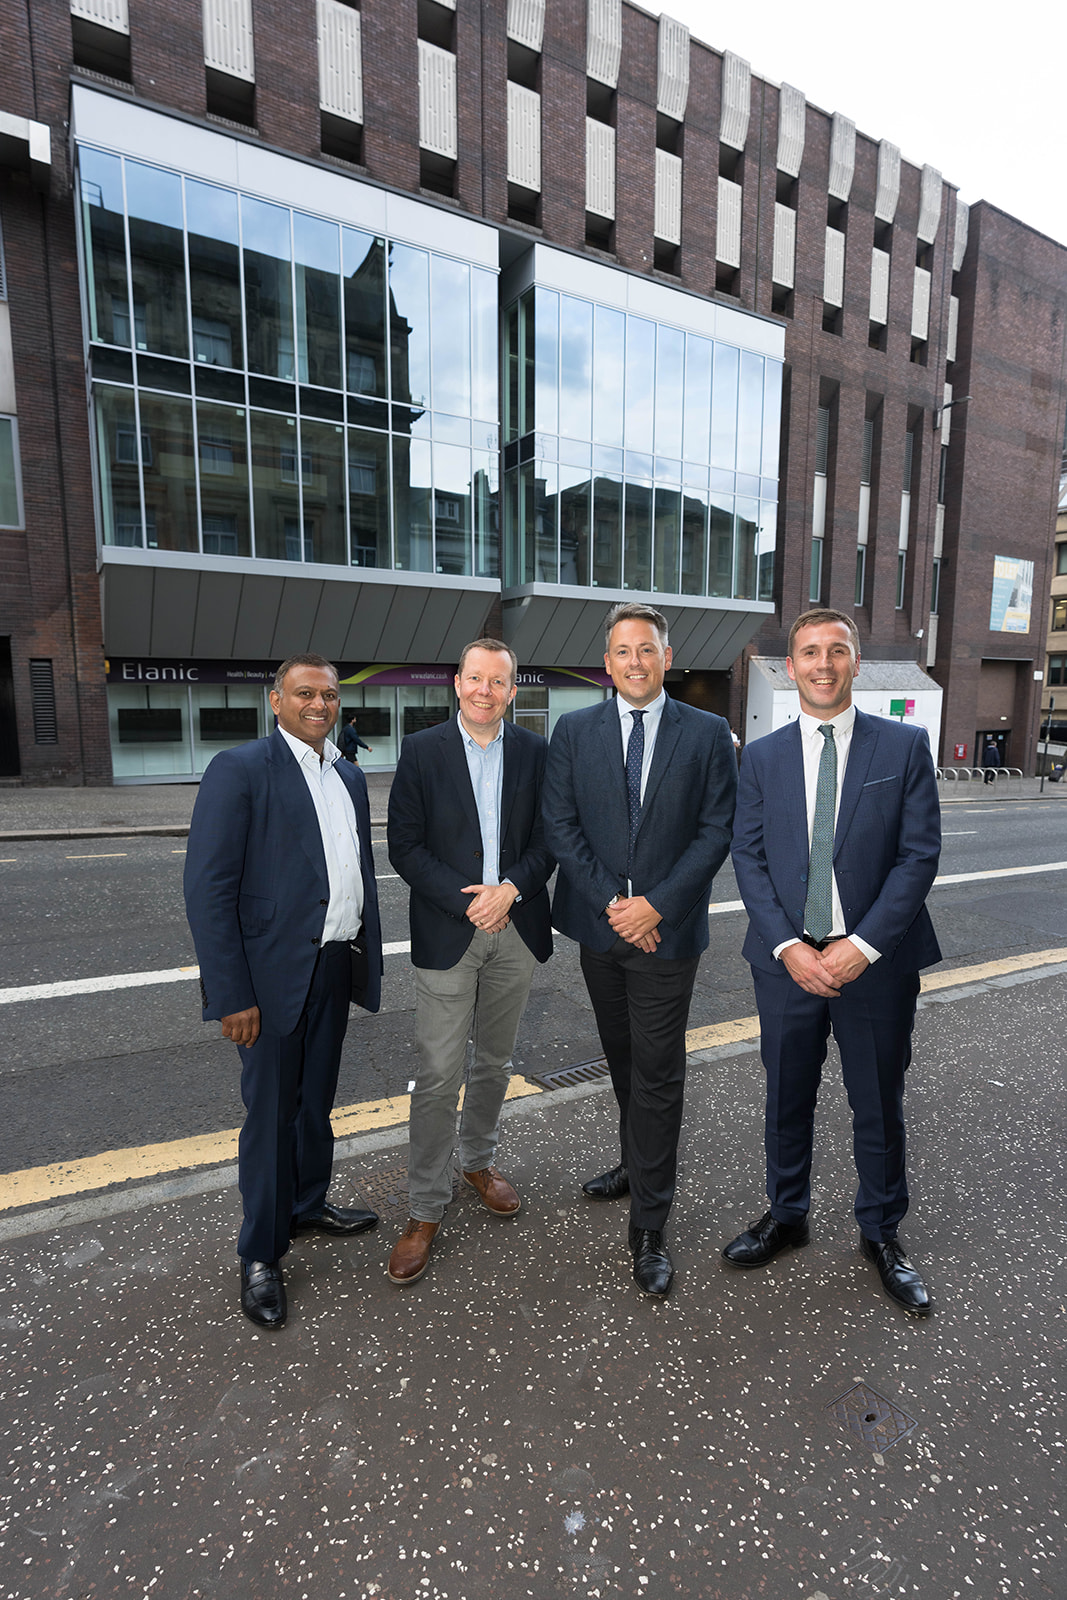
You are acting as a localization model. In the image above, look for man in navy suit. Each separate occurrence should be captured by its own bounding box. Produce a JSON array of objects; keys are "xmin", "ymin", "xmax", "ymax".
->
[
  {"xmin": 386, "ymin": 639, "xmax": 554, "ymax": 1285},
  {"xmin": 542, "ymin": 602, "xmax": 738, "ymax": 1297},
  {"xmin": 184, "ymin": 654, "xmax": 383, "ymax": 1329},
  {"xmin": 725, "ymin": 608, "xmax": 941, "ymax": 1315}
]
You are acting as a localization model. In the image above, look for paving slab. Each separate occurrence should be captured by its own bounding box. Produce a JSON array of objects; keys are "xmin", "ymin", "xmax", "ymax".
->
[{"xmin": 0, "ymin": 965, "xmax": 1064, "ymax": 1598}]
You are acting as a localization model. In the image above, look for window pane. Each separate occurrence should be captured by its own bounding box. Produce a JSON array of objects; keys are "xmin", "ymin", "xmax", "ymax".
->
[
  {"xmin": 534, "ymin": 287, "xmax": 559, "ymax": 436},
  {"xmin": 348, "ymin": 426, "xmax": 390, "ymax": 568},
  {"xmin": 186, "ymin": 181, "xmax": 243, "ymax": 370},
  {"xmin": 471, "ymin": 267, "xmax": 498, "ymax": 423},
  {"xmin": 1053, "ymin": 597, "xmax": 1067, "ymax": 631},
  {"xmin": 559, "ymin": 295, "xmax": 593, "ymax": 441},
  {"xmin": 504, "ymin": 301, "xmax": 520, "ymax": 443},
  {"xmin": 504, "ymin": 467, "xmax": 521, "ymax": 585},
  {"xmin": 433, "ymin": 441, "xmax": 473, "ymax": 575},
  {"xmin": 393, "ymin": 435, "xmax": 433, "ymax": 571},
  {"xmin": 762, "ymin": 359, "xmax": 783, "ymax": 480},
  {"xmin": 624, "ymin": 317, "xmax": 655, "ymax": 451},
  {"xmin": 294, "ymin": 212, "xmax": 341, "ymax": 390},
  {"xmin": 472, "ymin": 447, "xmax": 499, "ymax": 578},
  {"xmin": 521, "ymin": 291, "xmax": 535, "ymax": 436},
  {"xmin": 654, "ymin": 325, "xmax": 684, "ymax": 460},
  {"xmin": 0, "ymin": 418, "xmax": 21, "ymax": 527},
  {"xmin": 593, "ymin": 305, "xmax": 625, "ymax": 448},
  {"xmin": 683, "ymin": 335, "xmax": 712, "ymax": 465},
  {"xmin": 709, "ymin": 493, "xmax": 733, "ymax": 597},
  {"xmin": 125, "ymin": 162, "xmax": 187, "ymax": 359},
  {"xmin": 680, "ymin": 486, "xmax": 708, "ymax": 596},
  {"xmin": 560, "ymin": 464, "xmax": 591, "ymax": 586},
  {"xmin": 250, "ymin": 410, "xmax": 301, "ymax": 560},
  {"xmin": 94, "ymin": 385, "xmax": 142, "ymax": 545},
  {"xmin": 79, "ymin": 148, "xmax": 130, "ymax": 347},
  {"xmin": 518, "ymin": 460, "xmax": 536, "ymax": 583},
  {"xmin": 300, "ymin": 419, "xmax": 347, "ymax": 564},
  {"xmin": 1057, "ymin": 544, "xmax": 1067, "ymax": 577},
  {"xmin": 197, "ymin": 401, "xmax": 250, "ymax": 556},
  {"xmin": 242, "ymin": 196, "xmax": 295, "ymax": 380},
  {"xmin": 431, "ymin": 256, "xmax": 471, "ymax": 417},
  {"xmin": 531, "ymin": 460, "xmax": 558, "ymax": 582},
  {"xmin": 591, "ymin": 473, "xmax": 622, "ymax": 589},
  {"xmin": 138, "ymin": 392, "xmax": 197, "ymax": 551},
  {"xmin": 342, "ymin": 230, "xmax": 387, "ymax": 398},
  {"xmin": 734, "ymin": 496, "xmax": 759, "ymax": 598},
  {"xmin": 388, "ymin": 244, "xmax": 430, "ymax": 409},
  {"xmin": 623, "ymin": 482, "xmax": 652, "ymax": 591},
  {"xmin": 653, "ymin": 486, "xmax": 680, "ymax": 593},
  {"xmin": 758, "ymin": 502, "xmax": 776, "ymax": 602},
  {"xmin": 737, "ymin": 351, "xmax": 764, "ymax": 475},
  {"xmin": 711, "ymin": 342, "xmax": 739, "ymax": 471}
]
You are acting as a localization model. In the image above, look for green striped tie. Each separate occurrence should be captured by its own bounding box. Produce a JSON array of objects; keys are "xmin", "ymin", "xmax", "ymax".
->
[{"xmin": 804, "ymin": 724, "xmax": 837, "ymax": 943}]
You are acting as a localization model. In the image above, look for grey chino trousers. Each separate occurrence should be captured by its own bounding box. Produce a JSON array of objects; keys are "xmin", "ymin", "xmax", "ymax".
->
[{"xmin": 408, "ymin": 921, "xmax": 538, "ymax": 1222}]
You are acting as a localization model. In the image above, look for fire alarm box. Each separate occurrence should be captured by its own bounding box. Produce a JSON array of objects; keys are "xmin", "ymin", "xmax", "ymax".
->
[{"xmin": 954, "ymin": 743, "xmax": 967, "ymax": 761}]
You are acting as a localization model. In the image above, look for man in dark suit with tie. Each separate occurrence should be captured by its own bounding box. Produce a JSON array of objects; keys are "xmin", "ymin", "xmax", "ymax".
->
[
  {"xmin": 386, "ymin": 638, "xmax": 554, "ymax": 1286},
  {"xmin": 184, "ymin": 654, "xmax": 383, "ymax": 1330},
  {"xmin": 725, "ymin": 608, "xmax": 941, "ymax": 1315},
  {"xmin": 542, "ymin": 602, "xmax": 738, "ymax": 1297}
]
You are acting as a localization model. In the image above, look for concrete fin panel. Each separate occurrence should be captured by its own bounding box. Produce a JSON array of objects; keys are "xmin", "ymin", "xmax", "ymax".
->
[
  {"xmin": 828, "ymin": 112, "xmax": 856, "ymax": 202},
  {"xmin": 657, "ymin": 15, "xmax": 690, "ymax": 120},
  {"xmin": 587, "ymin": 0, "xmax": 621, "ymax": 87},
  {"xmin": 720, "ymin": 52, "xmax": 750, "ymax": 150},
  {"xmin": 875, "ymin": 140, "xmax": 900, "ymax": 222},
  {"xmin": 776, "ymin": 84, "xmax": 805, "ymax": 177},
  {"xmin": 953, "ymin": 198, "xmax": 969, "ymax": 271},
  {"xmin": 917, "ymin": 164, "xmax": 942, "ymax": 243}
]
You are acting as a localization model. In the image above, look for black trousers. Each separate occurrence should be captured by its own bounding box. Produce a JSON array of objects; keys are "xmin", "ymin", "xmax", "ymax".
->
[
  {"xmin": 580, "ymin": 939, "xmax": 700, "ymax": 1230},
  {"xmin": 235, "ymin": 941, "xmax": 351, "ymax": 1264}
]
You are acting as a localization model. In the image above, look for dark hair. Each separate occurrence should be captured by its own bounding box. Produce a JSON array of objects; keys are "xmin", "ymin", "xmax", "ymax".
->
[
  {"xmin": 272, "ymin": 653, "xmax": 338, "ymax": 693},
  {"xmin": 603, "ymin": 601, "xmax": 669, "ymax": 651},
  {"xmin": 456, "ymin": 637, "xmax": 518, "ymax": 685},
  {"xmin": 786, "ymin": 608, "xmax": 860, "ymax": 660}
]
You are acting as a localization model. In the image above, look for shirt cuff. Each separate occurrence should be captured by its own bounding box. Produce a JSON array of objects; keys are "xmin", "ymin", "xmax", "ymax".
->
[
  {"xmin": 849, "ymin": 934, "xmax": 880, "ymax": 964},
  {"xmin": 773, "ymin": 937, "xmax": 802, "ymax": 960}
]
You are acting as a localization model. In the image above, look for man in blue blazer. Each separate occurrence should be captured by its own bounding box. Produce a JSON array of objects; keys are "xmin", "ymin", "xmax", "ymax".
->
[
  {"xmin": 726, "ymin": 609, "xmax": 941, "ymax": 1315},
  {"xmin": 184, "ymin": 654, "xmax": 383, "ymax": 1329},
  {"xmin": 386, "ymin": 639, "xmax": 554, "ymax": 1285},
  {"xmin": 542, "ymin": 602, "xmax": 738, "ymax": 1297}
]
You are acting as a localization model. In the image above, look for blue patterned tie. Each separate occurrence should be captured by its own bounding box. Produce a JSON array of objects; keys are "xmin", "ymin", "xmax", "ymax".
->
[
  {"xmin": 804, "ymin": 723, "xmax": 837, "ymax": 943},
  {"xmin": 626, "ymin": 709, "xmax": 646, "ymax": 875}
]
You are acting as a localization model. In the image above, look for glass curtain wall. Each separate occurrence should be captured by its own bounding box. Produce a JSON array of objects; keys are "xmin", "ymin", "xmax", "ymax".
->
[
  {"xmin": 503, "ymin": 286, "xmax": 781, "ymax": 601},
  {"xmin": 78, "ymin": 146, "xmax": 499, "ymax": 576}
]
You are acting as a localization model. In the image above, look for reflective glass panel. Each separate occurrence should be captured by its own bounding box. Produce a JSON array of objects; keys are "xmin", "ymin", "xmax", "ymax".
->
[
  {"xmin": 300, "ymin": 419, "xmax": 347, "ymax": 565},
  {"xmin": 559, "ymin": 295, "xmax": 593, "ymax": 441},
  {"xmin": 342, "ymin": 230, "xmax": 387, "ymax": 398},
  {"xmin": 138, "ymin": 392, "xmax": 197, "ymax": 551},
  {"xmin": 592, "ymin": 305, "xmax": 625, "ymax": 448},
  {"xmin": 559, "ymin": 463, "xmax": 591, "ymax": 586},
  {"xmin": 197, "ymin": 401, "xmax": 250, "ymax": 556},
  {"xmin": 518, "ymin": 461, "xmax": 537, "ymax": 583},
  {"xmin": 348, "ymin": 426, "xmax": 390, "ymax": 568},
  {"xmin": 249, "ymin": 410, "xmax": 301, "ymax": 560},
  {"xmin": 392, "ymin": 436, "xmax": 433, "ymax": 571},
  {"xmin": 431, "ymin": 256, "xmax": 471, "ymax": 418},
  {"xmin": 186, "ymin": 181, "xmax": 243, "ymax": 370},
  {"xmin": 534, "ymin": 288, "xmax": 559, "ymax": 437},
  {"xmin": 734, "ymin": 496, "xmax": 759, "ymax": 598},
  {"xmin": 623, "ymin": 482, "xmax": 652, "ymax": 591},
  {"xmin": 757, "ymin": 502, "xmax": 777, "ymax": 601},
  {"xmin": 504, "ymin": 468, "xmax": 521, "ymax": 585},
  {"xmin": 653, "ymin": 486, "xmax": 681, "ymax": 594},
  {"xmin": 680, "ymin": 486, "xmax": 709, "ymax": 596},
  {"xmin": 94, "ymin": 384, "xmax": 142, "ymax": 545},
  {"xmin": 737, "ymin": 352, "xmax": 764, "ymax": 476},
  {"xmin": 711, "ymin": 343, "xmax": 739, "ymax": 471},
  {"xmin": 472, "ymin": 268, "xmax": 498, "ymax": 423},
  {"xmin": 763, "ymin": 361, "xmax": 783, "ymax": 481},
  {"xmin": 504, "ymin": 301, "xmax": 520, "ymax": 443},
  {"xmin": 388, "ymin": 244, "xmax": 430, "ymax": 410},
  {"xmin": 472, "ymin": 448, "xmax": 499, "ymax": 578},
  {"xmin": 294, "ymin": 212, "xmax": 342, "ymax": 390},
  {"xmin": 520, "ymin": 292, "xmax": 535, "ymax": 437},
  {"xmin": 591, "ymin": 474, "xmax": 622, "ymax": 589},
  {"xmin": 532, "ymin": 461, "xmax": 558, "ymax": 583},
  {"xmin": 242, "ymin": 197, "xmax": 295, "ymax": 380},
  {"xmin": 79, "ymin": 149, "xmax": 130, "ymax": 348},
  {"xmin": 125, "ymin": 162, "xmax": 187, "ymax": 359},
  {"xmin": 654, "ymin": 325, "xmax": 684, "ymax": 460},
  {"xmin": 624, "ymin": 317, "xmax": 655, "ymax": 451},
  {"xmin": 709, "ymin": 493, "xmax": 734, "ymax": 597},
  {"xmin": 433, "ymin": 442, "xmax": 473, "ymax": 576},
  {"xmin": 683, "ymin": 334, "xmax": 712, "ymax": 464}
]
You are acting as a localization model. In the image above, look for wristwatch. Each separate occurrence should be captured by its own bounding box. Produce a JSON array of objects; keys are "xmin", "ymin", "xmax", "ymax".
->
[{"xmin": 606, "ymin": 894, "xmax": 620, "ymax": 911}]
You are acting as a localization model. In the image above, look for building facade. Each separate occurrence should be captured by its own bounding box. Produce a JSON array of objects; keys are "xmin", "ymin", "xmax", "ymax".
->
[{"xmin": 1, "ymin": 0, "xmax": 1065, "ymax": 782}]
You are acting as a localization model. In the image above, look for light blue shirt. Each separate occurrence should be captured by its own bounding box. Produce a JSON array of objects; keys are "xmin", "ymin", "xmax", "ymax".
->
[
  {"xmin": 459, "ymin": 714, "xmax": 505, "ymax": 886},
  {"xmin": 278, "ymin": 726, "xmax": 364, "ymax": 941}
]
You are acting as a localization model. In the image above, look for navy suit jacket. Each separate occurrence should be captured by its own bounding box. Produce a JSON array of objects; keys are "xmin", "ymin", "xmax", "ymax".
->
[
  {"xmin": 542, "ymin": 696, "xmax": 738, "ymax": 960},
  {"xmin": 183, "ymin": 729, "xmax": 383, "ymax": 1034},
  {"xmin": 731, "ymin": 709, "xmax": 942, "ymax": 975},
  {"xmin": 387, "ymin": 716, "xmax": 554, "ymax": 971}
]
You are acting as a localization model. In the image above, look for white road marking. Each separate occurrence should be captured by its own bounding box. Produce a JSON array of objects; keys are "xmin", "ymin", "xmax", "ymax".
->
[{"xmin": 943, "ymin": 830, "xmax": 978, "ymax": 835}]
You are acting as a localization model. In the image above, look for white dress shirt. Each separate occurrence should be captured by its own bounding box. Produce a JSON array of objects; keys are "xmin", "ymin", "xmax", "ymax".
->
[
  {"xmin": 278, "ymin": 726, "xmax": 364, "ymax": 942},
  {"xmin": 615, "ymin": 687, "xmax": 667, "ymax": 804},
  {"xmin": 773, "ymin": 705, "xmax": 880, "ymax": 965}
]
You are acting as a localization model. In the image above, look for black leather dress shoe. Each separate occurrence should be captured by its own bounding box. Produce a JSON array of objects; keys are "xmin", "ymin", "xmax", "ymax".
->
[
  {"xmin": 861, "ymin": 1235, "xmax": 931, "ymax": 1316},
  {"xmin": 241, "ymin": 1260, "xmax": 286, "ymax": 1329},
  {"xmin": 721, "ymin": 1210, "xmax": 810, "ymax": 1267},
  {"xmin": 629, "ymin": 1227, "xmax": 674, "ymax": 1297},
  {"xmin": 291, "ymin": 1202, "xmax": 379, "ymax": 1236},
  {"xmin": 582, "ymin": 1163, "xmax": 630, "ymax": 1201}
]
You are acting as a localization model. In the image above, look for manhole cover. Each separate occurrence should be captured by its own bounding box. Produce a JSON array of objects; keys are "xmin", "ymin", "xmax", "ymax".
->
[
  {"xmin": 350, "ymin": 1159, "xmax": 410, "ymax": 1214},
  {"xmin": 527, "ymin": 1057, "xmax": 611, "ymax": 1090},
  {"xmin": 826, "ymin": 1383, "xmax": 919, "ymax": 1452}
]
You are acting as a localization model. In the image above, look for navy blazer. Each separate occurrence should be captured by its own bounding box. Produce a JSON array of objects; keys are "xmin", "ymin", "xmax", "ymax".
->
[
  {"xmin": 731, "ymin": 709, "xmax": 942, "ymax": 975},
  {"xmin": 542, "ymin": 696, "xmax": 738, "ymax": 960},
  {"xmin": 387, "ymin": 716, "xmax": 554, "ymax": 971},
  {"xmin": 183, "ymin": 728, "xmax": 383, "ymax": 1034}
]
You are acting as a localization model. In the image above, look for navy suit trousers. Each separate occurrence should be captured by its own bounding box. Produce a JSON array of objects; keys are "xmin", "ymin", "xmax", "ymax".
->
[{"xmin": 236, "ymin": 940, "xmax": 351, "ymax": 1264}]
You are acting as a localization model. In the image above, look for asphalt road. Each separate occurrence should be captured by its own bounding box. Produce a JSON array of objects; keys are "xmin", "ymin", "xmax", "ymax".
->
[{"xmin": 2, "ymin": 798, "xmax": 1067, "ymax": 1175}]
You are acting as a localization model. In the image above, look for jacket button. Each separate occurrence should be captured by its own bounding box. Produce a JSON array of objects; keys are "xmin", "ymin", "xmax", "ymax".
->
[
  {"xmin": 474, "ymin": 850, "xmax": 482, "ymax": 858},
  {"xmin": 320, "ymin": 898, "xmax": 328, "ymax": 907},
  {"xmin": 311, "ymin": 936, "xmax": 320, "ymax": 945}
]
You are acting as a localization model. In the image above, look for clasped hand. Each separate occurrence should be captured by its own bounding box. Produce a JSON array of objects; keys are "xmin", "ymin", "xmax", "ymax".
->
[
  {"xmin": 462, "ymin": 881, "xmax": 518, "ymax": 934},
  {"xmin": 606, "ymin": 894, "xmax": 662, "ymax": 954},
  {"xmin": 780, "ymin": 937, "xmax": 869, "ymax": 997}
]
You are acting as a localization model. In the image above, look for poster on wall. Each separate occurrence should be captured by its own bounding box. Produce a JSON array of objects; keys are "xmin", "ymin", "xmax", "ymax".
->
[{"xmin": 989, "ymin": 555, "xmax": 1034, "ymax": 633}]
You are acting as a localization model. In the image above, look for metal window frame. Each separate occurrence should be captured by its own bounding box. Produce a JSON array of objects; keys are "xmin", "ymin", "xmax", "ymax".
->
[{"xmin": 0, "ymin": 414, "xmax": 25, "ymax": 529}]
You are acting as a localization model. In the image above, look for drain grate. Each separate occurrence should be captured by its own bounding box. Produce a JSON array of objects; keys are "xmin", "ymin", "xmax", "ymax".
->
[
  {"xmin": 526, "ymin": 1057, "xmax": 612, "ymax": 1091},
  {"xmin": 826, "ymin": 1383, "xmax": 919, "ymax": 1453},
  {"xmin": 347, "ymin": 1159, "xmax": 410, "ymax": 1214}
]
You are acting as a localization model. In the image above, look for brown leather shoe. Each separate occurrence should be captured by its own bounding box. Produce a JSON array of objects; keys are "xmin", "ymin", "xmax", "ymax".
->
[
  {"xmin": 387, "ymin": 1219, "xmax": 439, "ymax": 1284},
  {"xmin": 461, "ymin": 1166, "xmax": 521, "ymax": 1216}
]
